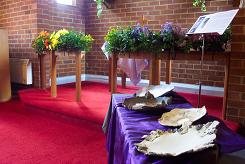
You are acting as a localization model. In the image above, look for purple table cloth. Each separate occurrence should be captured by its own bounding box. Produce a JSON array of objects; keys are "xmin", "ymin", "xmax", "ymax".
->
[{"xmin": 104, "ymin": 93, "xmax": 245, "ymax": 164}]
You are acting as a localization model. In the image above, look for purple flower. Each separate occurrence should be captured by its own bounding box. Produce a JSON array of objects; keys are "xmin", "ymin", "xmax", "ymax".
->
[
  {"xmin": 161, "ymin": 22, "xmax": 173, "ymax": 34},
  {"xmin": 142, "ymin": 25, "xmax": 150, "ymax": 36},
  {"xmin": 132, "ymin": 23, "xmax": 142, "ymax": 39}
]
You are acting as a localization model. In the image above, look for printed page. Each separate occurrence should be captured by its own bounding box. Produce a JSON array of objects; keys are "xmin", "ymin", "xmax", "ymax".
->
[{"xmin": 188, "ymin": 9, "xmax": 239, "ymax": 35}]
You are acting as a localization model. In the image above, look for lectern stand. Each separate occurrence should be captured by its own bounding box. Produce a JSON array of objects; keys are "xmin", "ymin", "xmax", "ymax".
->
[
  {"xmin": 0, "ymin": 29, "xmax": 11, "ymax": 102},
  {"xmin": 187, "ymin": 9, "xmax": 239, "ymax": 108}
]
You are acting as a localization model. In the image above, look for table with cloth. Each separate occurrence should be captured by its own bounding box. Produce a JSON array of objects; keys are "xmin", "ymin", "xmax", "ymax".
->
[{"xmin": 102, "ymin": 92, "xmax": 245, "ymax": 164}]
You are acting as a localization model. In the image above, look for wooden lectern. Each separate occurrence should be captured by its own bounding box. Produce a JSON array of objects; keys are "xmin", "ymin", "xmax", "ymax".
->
[{"xmin": 0, "ymin": 29, "xmax": 11, "ymax": 102}]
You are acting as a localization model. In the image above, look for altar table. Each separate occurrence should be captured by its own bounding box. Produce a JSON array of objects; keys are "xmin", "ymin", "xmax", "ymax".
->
[{"xmin": 103, "ymin": 93, "xmax": 245, "ymax": 164}]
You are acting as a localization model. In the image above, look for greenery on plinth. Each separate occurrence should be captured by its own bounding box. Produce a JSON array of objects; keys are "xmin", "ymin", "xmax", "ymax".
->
[
  {"xmin": 104, "ymin": 23, "xmax": 190, "ymax": 55},
  {"xmin": 104, "ymin": 23, "xmax": 231, "ymax": 56},
  {"xmin": 32, "ymin": 29, "xmax": 94, "ymax": 54},
  {"xmin": 32, "ymin": 31, "xmax": 50, "ymax": 55},
  {"xmin": 50, "ymin": 29, "xmax": 94, "ymax": 53}
]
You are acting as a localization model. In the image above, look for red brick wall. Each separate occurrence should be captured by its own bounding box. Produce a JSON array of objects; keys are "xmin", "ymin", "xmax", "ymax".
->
[
  {"xmin": 37, "ymin": 0, "xmax": 86, "ymax": 85},
  {"xmin": 85, "ymin": 0, "xmax": 233, "ymax": 87},
  {"xmin": 0, "ymin": 0, "xmax": 86, "ymax": 87},
  {"xmin": 227, "ymin": 0, "xmax": 245, "ymax": 125},
  {"xmin": 0, "ymin": 0, "xmax": 40, "ymax": 86}
]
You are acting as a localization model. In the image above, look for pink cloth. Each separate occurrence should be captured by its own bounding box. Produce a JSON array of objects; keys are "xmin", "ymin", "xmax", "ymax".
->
[
  {"xmin": 101, "ymin": 42, "xmax": 148, "ymax": 85},
  {"xmin": 117, "ymin": 58, "xmax": 148, "ymax": 85}
]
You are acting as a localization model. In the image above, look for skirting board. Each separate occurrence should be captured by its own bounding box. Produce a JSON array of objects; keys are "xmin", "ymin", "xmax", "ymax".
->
[
  {"xmin": 55, "ymin": 74, "xmax": 86, "ymax": 85},
  {"xmin": 55, "ymin": 74, "xmax": 224, "ymax": 97}
]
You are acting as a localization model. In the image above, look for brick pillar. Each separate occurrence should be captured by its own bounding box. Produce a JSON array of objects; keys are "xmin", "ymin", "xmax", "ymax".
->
[{"xmin": 227, "ymin": 0, "xmax": 245, "ymax": 126}]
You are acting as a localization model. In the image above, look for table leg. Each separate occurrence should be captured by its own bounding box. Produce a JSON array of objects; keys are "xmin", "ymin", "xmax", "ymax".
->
[
  {"xmin": 51, "ymin": 51, "xmax": 57, "ymax": 97},
  {"xmin": 108, "ymin": 57, "xmax": 111, "ymax": 92},
  {"xmin": 166, "ymin": 59, "xmax": 172, "ymax": 84},
  {"xmin": 121, "ymin": 70, "xmax": 126, "ymax": 88},
  {"xmin": 110, "ymin": 55, "xmax": 117, "ymax": 93},
  {"xmin": 149, "ymin": 57, "xmax": 161, "ymax": 85},
  {"xmin": 222, "ymin": 55, "xmax": 230, "ymax": 120}
]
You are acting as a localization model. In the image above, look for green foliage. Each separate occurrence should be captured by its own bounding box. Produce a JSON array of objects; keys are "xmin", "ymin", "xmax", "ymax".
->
[
  {"xmin": 32, "ymin": 37, "xmax": 47, "ymax": 54},
  {"xmin": 94, "ymin": 0, "xmax": 103, "ymax": 17},
  {"xmin": 160, "ymin": 22, "xmax": 191, "ymax": 53},
  {"xmin": 193, "ymin": 0, "xmax": 206, "ymax": 12},
  {"xmin": 104, "ymin": 23, "xmax": 231, "ymax": 56},
  {"xmin": 190, "ymin": 27, "xmax": 231, "ymax": 52},
  {"xmin": 32, "ymin": 31, "xmax": 50, "ymax": 55},
  {"xmin": 104, "ymin": 26, "xmax": 164, "ymax": 54},
  {"xmin": 51, "ymin": 30, "xmax": 94, "ymax": 53},
  {"xmin": 104, "ymin": 23, "xmax": 191, "ymax": 56}
]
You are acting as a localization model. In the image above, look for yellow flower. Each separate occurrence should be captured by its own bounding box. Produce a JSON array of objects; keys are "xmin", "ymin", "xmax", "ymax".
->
[
  {"xmin": 51, "ymin": 38, "xmax": 59, "ymax": 49},
  {"xmin": 50, "ymin": 31, "xmax": 56, "ymax": 39},
  {"xmin": 55, "ymin": 29, "xmax": 69, "ymax": 39},
  {"xmin": 39, "ymin": 31, "xmax": 49, "ymax": 38}
]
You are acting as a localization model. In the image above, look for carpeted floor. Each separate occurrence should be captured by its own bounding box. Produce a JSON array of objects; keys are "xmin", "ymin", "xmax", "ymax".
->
[
  {"xmin": 19, "ymin": 81, "xmax": 139, "ymax": 124},
  {"xmin": 0, "ymin": 99, "xmax": 107, "ymax": 163},
  {"xmin": 0, "ymin": 81, "xmax": 239, "ymax": 163}
]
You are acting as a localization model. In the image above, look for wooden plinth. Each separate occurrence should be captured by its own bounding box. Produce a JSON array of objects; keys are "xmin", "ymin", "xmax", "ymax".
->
[
  {"xmin": 39, "ymin": 54, "xmax": 46, "ymax": 89},
  {"xmin": 0, "ymin": 29, "xmax": 11, "ymax": 102},
  {"xmin": 166, "ymin": 56, "xmax": 172, "ymax": 84},
  {"xmin": 50, "ymin": 51, "xmax": 57, "ymax": 97},
  {"xmin": 108, "ymin": 51, "xmax": 230, "ymax": 120},
  {"xmin": 75, "ymin": 52, "xmax": 85, "ymax": 102},
  {"xmin": 109, "ymin": 53, "xmax": 162, "ymax": 93},
  {"xmin": 110, "ymin": 54, "xmax": 118, "ymax": 93}
]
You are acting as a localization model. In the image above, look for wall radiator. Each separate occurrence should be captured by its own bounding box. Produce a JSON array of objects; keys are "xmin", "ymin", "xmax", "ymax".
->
[{"xmin": 9, "ymin": 58, "xmax": 32, "ymax": 85}]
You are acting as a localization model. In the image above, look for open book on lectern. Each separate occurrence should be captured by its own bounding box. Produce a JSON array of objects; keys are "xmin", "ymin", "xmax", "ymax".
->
[{"xmin": 187, "ymin": 9, "xmax": 239, "ymax": 35}]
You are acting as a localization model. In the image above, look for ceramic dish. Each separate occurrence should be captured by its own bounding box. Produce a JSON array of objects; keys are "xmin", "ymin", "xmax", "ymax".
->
[
  {"xmin": 135, "ymin": 121, "xmax": 219, "ymax": 156},
  {"xmin": 158, "ymin": 106, "xmax": 207, "ymax": 127},
  {"xmin": 123, "ymin": 91, "xmax": 172, "ymax": 111},
  {"xmin": 135, "ymin": 85, "xmax": 174, "ymax": 98}
]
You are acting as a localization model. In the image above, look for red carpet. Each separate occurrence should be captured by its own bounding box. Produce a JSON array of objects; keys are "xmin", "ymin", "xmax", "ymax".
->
[
  {"xmin": 177, "ymin": 92, "xmax": 223, "ymax": 119},
  {"xmin": 178, "ymin": 92, "xmax": 240, "ymax": 132},
  {"xmin": 19, "ymin": 81, "xmax": 239, "ymax": 131},
  {"xmin": 19, "ymin": 81, "xmax": 139, "ymax": 124},
  {"xmin": 0, "ymin": 81, "xmax": 240, "ymax": 163},
  {"xmin": 0, "ymin": 98, "xmax": 107, "ymax": 163}
]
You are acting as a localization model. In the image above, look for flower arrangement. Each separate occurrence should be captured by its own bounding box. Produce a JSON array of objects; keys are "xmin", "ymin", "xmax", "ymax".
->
[
  {"xmin": 50, "ymin": 29, "xmax": 94, "ymax": 53},
  {"xmin": 104, "ymin": 24, "xmax": 162, "ymax": 54},
  {"xmin": 104, "ymin": 23, "xmax": 190, "ymax": 55},
  {"xmin": 32, "ymin": 31, "xmax": 51, "ymax": 55},
  {"xmin": 32, "ymin": 29, "xmax": 94, "ymax": 54},
  {"xmin": 160, "ymin": 22, "xmax": 191, "ymax": 53},
  {"xmin": 104, "ymin": 23, "xmax": 231, "ymax": 56},
  {"xmin": 190, "ymin": 27, "xmax": 231, "ymax": 52}
]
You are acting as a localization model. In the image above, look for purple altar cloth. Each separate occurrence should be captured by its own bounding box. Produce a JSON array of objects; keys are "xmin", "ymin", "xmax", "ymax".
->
[{"xmin": 105, "ymin": 93, "xmax": 245, "ymax": 164}]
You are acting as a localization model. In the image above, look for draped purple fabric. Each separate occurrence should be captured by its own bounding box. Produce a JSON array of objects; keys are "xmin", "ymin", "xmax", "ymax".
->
[{"xmin": 105, "ymin": 93, "xmax": 245, "ymax": 164}]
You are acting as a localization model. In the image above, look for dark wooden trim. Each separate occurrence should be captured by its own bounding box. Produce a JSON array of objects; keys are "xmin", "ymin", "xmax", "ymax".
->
[{"xmin": 222, "ymin": 54, "xmax": 231, "ymax": 120}]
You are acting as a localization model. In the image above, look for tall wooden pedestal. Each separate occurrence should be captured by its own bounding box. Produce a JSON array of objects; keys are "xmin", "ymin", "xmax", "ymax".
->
[{"xmin": 0, "ymin": 29, "xmax": 11, "ymax": 102}]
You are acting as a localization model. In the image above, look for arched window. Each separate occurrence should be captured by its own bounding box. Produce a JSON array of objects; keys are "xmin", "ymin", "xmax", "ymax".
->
[{"xmin": 56, "ymin": 0, "xmax": 76, "ymax": 6}]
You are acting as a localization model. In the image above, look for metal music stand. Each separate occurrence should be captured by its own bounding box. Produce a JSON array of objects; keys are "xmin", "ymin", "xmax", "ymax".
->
[{"xmin": 187, "ymin": 9, "xmax": 239, "ymax": 108}]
